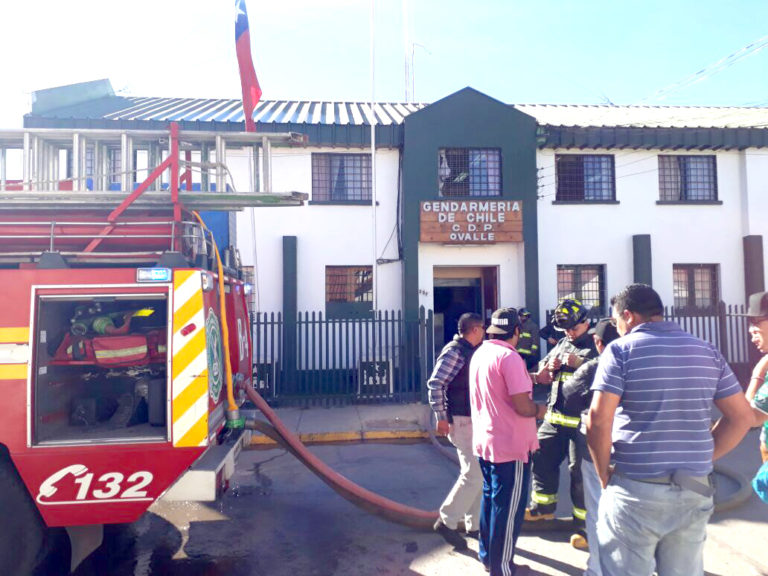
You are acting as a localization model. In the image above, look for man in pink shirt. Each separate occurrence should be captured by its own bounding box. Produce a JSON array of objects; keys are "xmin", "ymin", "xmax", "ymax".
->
[{"xmin": 470, "ymin": 307, "xmax": 546, "ymax": 576}]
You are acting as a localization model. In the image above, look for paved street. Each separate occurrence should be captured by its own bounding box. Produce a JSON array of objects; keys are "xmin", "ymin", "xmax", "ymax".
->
[{"xmin": 65, "ymin": 433, "xmax": 768, "ymax": 576}]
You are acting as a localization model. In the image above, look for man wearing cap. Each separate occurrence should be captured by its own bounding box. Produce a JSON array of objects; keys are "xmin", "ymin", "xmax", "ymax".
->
[
  {"xmin": 742, "ymin": 292, "xmax": 768, "ymax": 463},
  {"xmin": 559, "ymin": 318, "xmax": 620, "ymax": 572},
  {"xmin": 428, "ymin": 312, "xmax": 486, "ymax": 548},
  {"xmin": 587, "ymin": 284, "xmax": 753, "ymax": 576},
  {"xmin": 525, "ymin": 298, "xmax": 597, "ymax": 525},
  {"xmin": 470, "ymin": 307, "xmax": 546, "ymax": 576}
]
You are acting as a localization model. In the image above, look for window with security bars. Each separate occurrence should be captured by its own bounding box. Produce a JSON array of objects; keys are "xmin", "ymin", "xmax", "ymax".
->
[
  {"xmin": 557, "ymin": 265, "xmax": 606, "ymax": 314},
  {"xmin": 109, "ymin": 148, "xmax": 122, "ymax": 185},
  {"xmin": 658, "ymin": 156, "xmax": 717, "ymax": 201},
  {"xmin": 312, "ymin": 154, "xmax": 371, "ymax": 202},
  {"xmin": 673, "ymin": 264, "xmax": 719, "ymax": 309},
  {"xmin": 555, "ymin": 154, "xmax": 615, "ymax": 201},
  {"xmin": 438, "ymin": 148, "xmax": 501, "ymax": 197},
  {"xmin": 326, "ymin": 266, "xmax": 373, "ymax": 303}
]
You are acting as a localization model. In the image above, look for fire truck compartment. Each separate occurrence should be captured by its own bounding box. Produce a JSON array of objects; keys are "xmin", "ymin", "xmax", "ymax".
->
[{"xmin": 33, "ymin": 293, "xmax": 169, "ymax": 445}]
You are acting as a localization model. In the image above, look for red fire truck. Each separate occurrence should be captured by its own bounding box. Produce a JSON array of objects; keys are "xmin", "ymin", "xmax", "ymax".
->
[{"xmin": 0, "ymin": 123, "xmax": 306, "ymax": 574}]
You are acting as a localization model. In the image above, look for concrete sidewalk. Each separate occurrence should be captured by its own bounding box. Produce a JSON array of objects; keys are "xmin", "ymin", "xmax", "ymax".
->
[{"xmin": 248, "ymin": 402, "xmax": 433, "ymax": 445}]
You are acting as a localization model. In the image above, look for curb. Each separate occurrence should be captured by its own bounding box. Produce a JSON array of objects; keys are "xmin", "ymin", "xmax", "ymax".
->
[{"xmin": 250, "ymin": 429, "xmax": 429, "ymax": 446}]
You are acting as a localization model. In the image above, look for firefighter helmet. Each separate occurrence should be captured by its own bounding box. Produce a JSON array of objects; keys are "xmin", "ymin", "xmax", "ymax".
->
[{"xmin": 553, "ymin": 299, "xmax": 588, "ymax": 331}]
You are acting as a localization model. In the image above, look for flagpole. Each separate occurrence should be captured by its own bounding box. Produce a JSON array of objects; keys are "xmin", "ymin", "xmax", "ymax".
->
[
  {"xmin": 370, "ymin": 0, "xmax": 378, "ymax": 311},
  {"xmin": 402, "ymin": 0, "xmax": 410, "ymax": 102}
]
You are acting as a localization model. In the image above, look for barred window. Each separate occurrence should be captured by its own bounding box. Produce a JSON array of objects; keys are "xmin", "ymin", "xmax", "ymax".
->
[
  {"xmin": 312, "ymin": 154, "xmax": 371, "ymax": 202},
  {"xmin": 673, "ymin": 264, "xmax": 719, "ymax": 309},
  {"xmin": 438, "ymin": 148, "xmax": 501, "ymax": 197},
  {"xmin": 109, "ymin": 148, "xmax": 122, "ymax": 185},
  {"xmin": 326, "ymin": 266, "xmax": 373, "ymax": 303},
  {"xmin": 555, "ymin": 154, "xmax": 615, "ymax": 201},
  {"xmin": 659, "ymin": 156, "xmax": 717, "ymax": 201},
  {"xmin": 557, "ymin": 265, "xmax": 606, "ymax": 314}
]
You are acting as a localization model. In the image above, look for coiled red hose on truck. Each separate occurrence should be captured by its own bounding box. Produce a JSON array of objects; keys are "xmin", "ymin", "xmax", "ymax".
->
[{"xmin": 244, "ymin": 386, "xmax": 439, "ymax": 529}]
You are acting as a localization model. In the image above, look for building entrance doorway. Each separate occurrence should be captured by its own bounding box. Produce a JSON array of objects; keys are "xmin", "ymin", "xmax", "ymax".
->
[{"xmin": 433, "ymin": 266, "xmax": 498, "ymax": 353}]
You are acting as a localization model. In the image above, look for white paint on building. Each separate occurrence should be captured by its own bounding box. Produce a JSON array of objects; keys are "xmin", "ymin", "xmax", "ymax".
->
[
  {"xmin": 536, "ymin": 147, "xmax": 768, "ymax": 320},
  {"xmin": 231, "ymin": 147, "xmax": 402, "ymax": 313},
  {"xmin": 224, "ymin": 136, "xmax": 768, "ymax": 322}
]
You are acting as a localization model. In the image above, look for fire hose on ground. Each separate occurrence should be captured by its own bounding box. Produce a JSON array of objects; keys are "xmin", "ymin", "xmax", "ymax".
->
[
  {"xmin": 193, "ymin": 209, "xmax": 438, "ymax": 529},
  {"xmin": 243, "ymin": 388, "xmax": 752, "ymax": 531},
  {"xmin": 244, "ymin": 385, "xmax": 440, "ymax": 529}
]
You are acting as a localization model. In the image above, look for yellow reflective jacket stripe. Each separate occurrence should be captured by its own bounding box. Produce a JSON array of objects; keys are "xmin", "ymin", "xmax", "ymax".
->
[
  {"xmin": 93, "ymin": 344, "xmax": 148, "ymax": 359},
  {"xmin": 531, "ymin": 491, "xmax": 558, "ymax": 505},
  {"xmin": 545, "ymin": 411, "xmax": 581, "ymax": 428}
]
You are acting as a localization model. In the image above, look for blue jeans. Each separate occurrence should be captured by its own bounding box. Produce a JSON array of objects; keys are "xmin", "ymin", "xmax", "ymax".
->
[
  {"xmin": 478, "ymin": 458, "xmax": 531, "ymax": 576},
  {"xmin": 596, "ymin": 473, "xmax": 714, "ymax": 576},
  {"xmin": 581, "ymin": 457, "xmax": 602, "ymax": 576}
]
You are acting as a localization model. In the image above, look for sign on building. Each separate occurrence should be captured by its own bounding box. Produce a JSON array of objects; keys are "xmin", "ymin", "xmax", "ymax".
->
[{"xmin": 419, "ymin": 200, "xmax": 522, "ymax": 244}]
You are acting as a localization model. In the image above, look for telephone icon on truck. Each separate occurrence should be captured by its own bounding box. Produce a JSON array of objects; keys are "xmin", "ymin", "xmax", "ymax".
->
[{"xmin": 36, "ymin": 464, "xmax": 88, "ymax": 502}]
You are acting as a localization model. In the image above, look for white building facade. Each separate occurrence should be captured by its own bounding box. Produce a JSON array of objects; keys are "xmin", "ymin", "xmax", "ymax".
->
[{"xmin": 23, "ymin": 82, "xmax": 768, "ymax": 360}]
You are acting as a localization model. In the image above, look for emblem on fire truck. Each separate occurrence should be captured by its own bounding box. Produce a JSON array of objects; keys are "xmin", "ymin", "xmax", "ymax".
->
[{"xmin": 205, "ymin": 307, "xmax": 224, "ymax": 403}]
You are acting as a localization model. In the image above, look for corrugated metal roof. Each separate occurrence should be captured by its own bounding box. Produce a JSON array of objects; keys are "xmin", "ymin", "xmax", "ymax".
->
[
  {"xmin": 513, "ymin": 104, "xmax": 768, "ymax": 129},
  {"xmin": 33, "ymin": 90, "xmax": 768, "ymax": 130},
  {"xmin": 96, "ymin": 97, "xmax": 428, "ymax": 126}
]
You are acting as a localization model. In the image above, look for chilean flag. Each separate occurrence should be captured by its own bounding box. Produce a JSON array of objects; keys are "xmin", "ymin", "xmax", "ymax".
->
[{"xmin": 235, "ymin": 0, "xmax": 262, "ymax": 132}]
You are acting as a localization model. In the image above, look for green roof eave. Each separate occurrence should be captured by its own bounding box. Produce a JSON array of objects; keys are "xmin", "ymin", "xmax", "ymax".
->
[{"xmin": 538, "ymin": 125, "xmax": 768, "ymax": 150}]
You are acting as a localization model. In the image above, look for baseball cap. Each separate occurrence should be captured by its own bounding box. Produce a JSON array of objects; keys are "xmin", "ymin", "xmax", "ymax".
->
[
  {"xmin": 486, "ymin": 307, "xmax": 521, "ymax": 337},
  {"xmin": 588, "ymin": 318, "xmax": 620, "ymax": 345}
]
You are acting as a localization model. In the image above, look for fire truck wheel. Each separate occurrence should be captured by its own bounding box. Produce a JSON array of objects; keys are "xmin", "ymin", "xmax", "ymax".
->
[{"xmin": 0, "ymin": 458, "xmax": 47, "ymax": 575}]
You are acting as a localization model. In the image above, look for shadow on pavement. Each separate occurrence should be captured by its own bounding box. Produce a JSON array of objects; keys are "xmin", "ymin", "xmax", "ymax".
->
[{"xmin": 516, "ymin": 547, "xmax": 582, "ymax": 576}]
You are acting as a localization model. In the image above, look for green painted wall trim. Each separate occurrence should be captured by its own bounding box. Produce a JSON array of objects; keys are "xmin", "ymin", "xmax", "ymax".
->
[
  {"xmin": 402, "ymin": 87, "xmax": 539, "ymax": 322},
  {"xmin": 744, "ymin": 235, "xmax": 765, "ymax": 301},
  {"xmin": 632, "ymin": 235, "xmax": 653, "ymax": 285},
  {"xmin": 283, "ymin": 236, "xmax": 298, "ymax": 377}
]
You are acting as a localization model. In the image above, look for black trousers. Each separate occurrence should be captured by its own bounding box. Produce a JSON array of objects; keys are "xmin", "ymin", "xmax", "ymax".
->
[{"xmin": 529, "ymin": 420, "xmax": 585, "ymax": 521}]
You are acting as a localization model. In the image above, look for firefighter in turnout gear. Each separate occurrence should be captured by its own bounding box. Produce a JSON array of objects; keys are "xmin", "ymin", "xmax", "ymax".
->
[
  {"xmin": 516, "ymin": 308, "xmax": 540, "ymax": 371},
  {"xmin": 525, "ymin": 299, "xmax": 598, "ymax": 524}
]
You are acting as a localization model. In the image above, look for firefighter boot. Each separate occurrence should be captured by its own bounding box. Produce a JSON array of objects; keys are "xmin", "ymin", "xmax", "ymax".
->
[
  {"xmin": 524, "ymin": 503, "xmax": 556, "ymax": 522},
  {"xmin": 570, "ymin": 531, "xmax": 588, "ymax": 550}
]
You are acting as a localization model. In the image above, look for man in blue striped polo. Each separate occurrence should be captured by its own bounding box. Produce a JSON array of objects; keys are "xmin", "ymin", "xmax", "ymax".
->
[{"xmin": 587, "ymin": 283, "xmax": 753, "ymax": 576}]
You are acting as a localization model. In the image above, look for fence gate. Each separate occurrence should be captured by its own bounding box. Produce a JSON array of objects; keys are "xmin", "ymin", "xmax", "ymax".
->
[{"xmin": 252, "ymin": 307, "xmax": 434, "ymax": 406}]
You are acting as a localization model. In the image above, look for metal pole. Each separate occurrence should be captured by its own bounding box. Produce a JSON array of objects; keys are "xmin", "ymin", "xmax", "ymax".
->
[
  {"xmin": 248, "ymin": 144, "xmax": 260, "ymax": 310},
  {"xmin": 261, "ymin": 136, "xmax": 271, "ymax": 193},
  {"xmin": 402, "ymin": 0, "xmax": 410, "ymax": 102},
  {"xmin": 370, "ymin": 0, "xmax": 378, "ymax": 311},
  {"xmin": 215, "ymin": 135, "xmax": 225, "ymax": 194}
]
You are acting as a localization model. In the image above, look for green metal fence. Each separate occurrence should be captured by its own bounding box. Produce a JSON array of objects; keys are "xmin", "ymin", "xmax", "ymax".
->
[
  {"xmin": 545, "ymin": 302, "xmax": 754, "ymax": 382},
  {"xmin": 252, "ymin": 307, "xmax": 434, "ymax": 406}
]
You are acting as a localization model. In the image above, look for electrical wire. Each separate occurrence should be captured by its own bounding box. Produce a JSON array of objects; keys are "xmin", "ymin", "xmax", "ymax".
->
[{"xmin": 637, "ymin": 34, "xmax": 768, "ymax": 104}]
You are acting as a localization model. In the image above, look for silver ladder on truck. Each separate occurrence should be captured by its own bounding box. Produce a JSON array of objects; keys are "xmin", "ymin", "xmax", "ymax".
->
[{"xmin": 0, "ymin": 124, "xmax": 308, "ymax": 266}]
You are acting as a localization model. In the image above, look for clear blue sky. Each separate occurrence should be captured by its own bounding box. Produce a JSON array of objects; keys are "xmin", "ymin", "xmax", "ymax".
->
[{"xmin": 1, "ymin": 0, "xmax": 767, "ymax": 128}]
